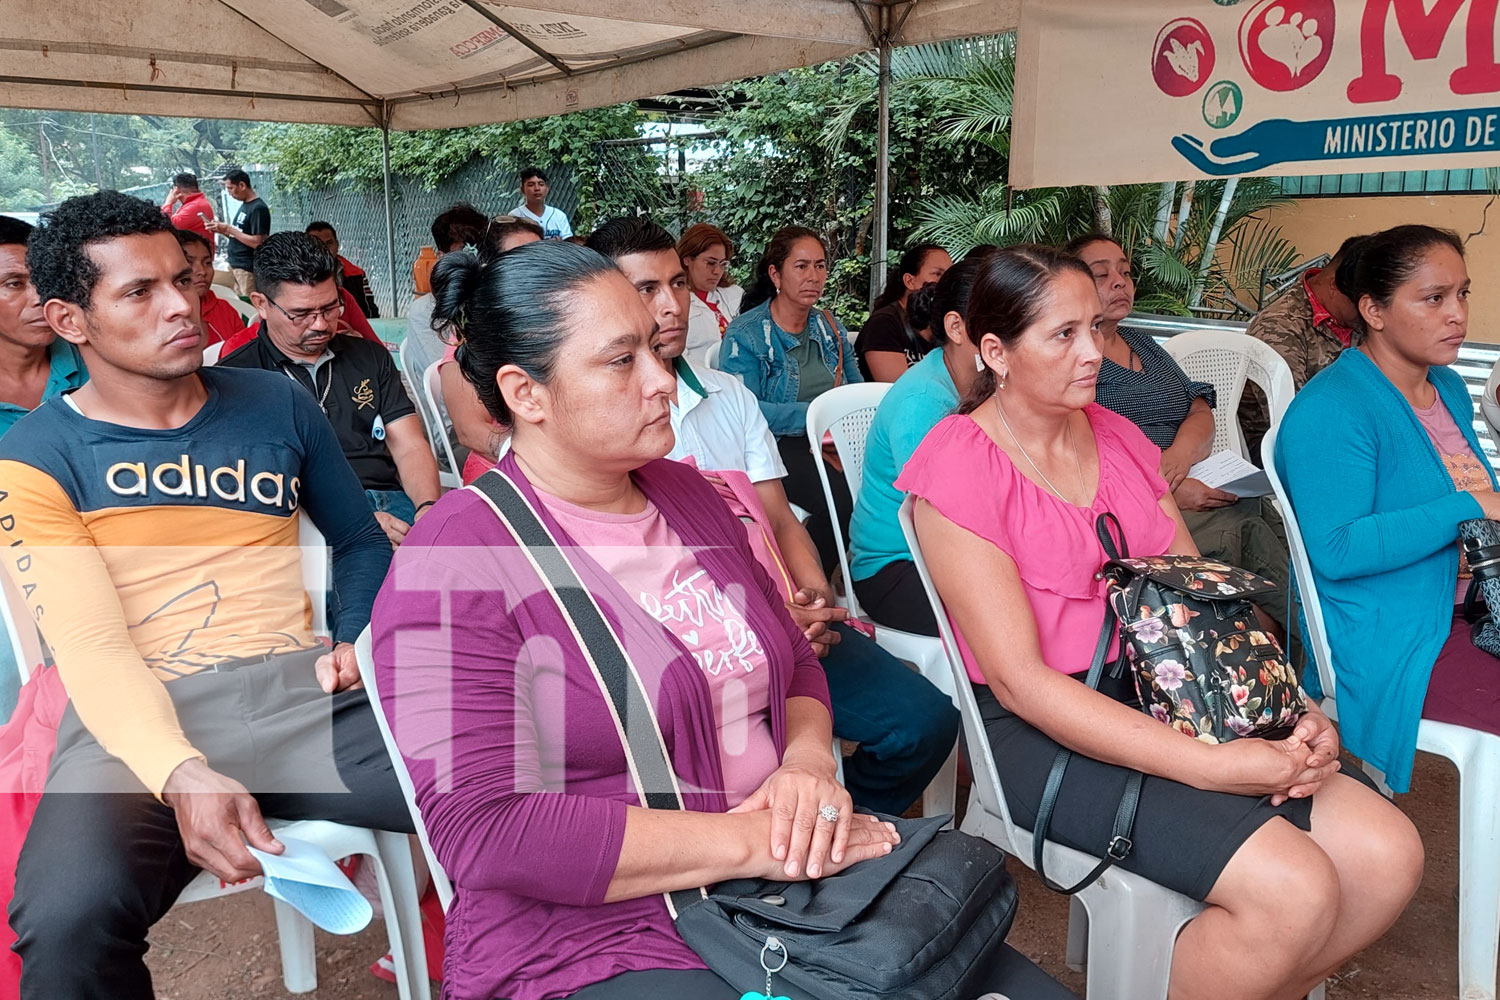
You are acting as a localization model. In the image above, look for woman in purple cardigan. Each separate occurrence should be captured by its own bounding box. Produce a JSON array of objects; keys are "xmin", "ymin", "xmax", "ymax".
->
[{"xmin": 370, "ymin": 242, "xmax": 903, "ymax": 1000}]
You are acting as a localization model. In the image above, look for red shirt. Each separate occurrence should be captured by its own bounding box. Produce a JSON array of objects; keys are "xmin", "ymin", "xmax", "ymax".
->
[
  {"xmin": 1303, "ymin": 269, "xmax": 1355, "ymax": 348},
  {"xmin": 162, "ymin": 191, "xmax": 215, "ymax": 243},
  {"xmin": 339, "ymin": 287, "xmax": 379, "ymax": 342},
  {"xmin": 200, "ymin": 290, "xmax": 248, "ymax": 347}
]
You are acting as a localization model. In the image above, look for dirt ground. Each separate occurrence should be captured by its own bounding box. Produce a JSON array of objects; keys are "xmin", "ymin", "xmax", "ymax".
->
[{"xmin": 146, "ymin": 752, "xmax": 1470, "ymax": 999}]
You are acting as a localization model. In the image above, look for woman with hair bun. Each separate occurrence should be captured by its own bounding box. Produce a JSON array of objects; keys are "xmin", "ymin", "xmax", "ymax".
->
[
  {"xmin": 909, "ymin": 244, "xmax": 1421, "ymax": 1000},
  {"xmin": 372, "ymin": 240, "xmax": 905, "ymax": 1000},
  {"xmin": 1279, "ymin": 224, "xmax": 1500, "ymax": 793}
]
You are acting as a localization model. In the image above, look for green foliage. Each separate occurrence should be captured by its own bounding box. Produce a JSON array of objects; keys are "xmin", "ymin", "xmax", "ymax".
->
[
  {"xmin": 243, "ymin": 105, "xmax": 658, "ymax": 231},
  {"xmin": 0, "ymin": 111, "xmax": 251, "ymax": 209},
  {"xmin": 0, "ymin": 127, "xmax": 48, "ymax": 209},
  {"xmin": 888, "ymin": 41, "xmax": 1298, "ymax": 316},
  {"xmin": 684, "ymin": 39, "xmax": 1012, "ymax": 327}
]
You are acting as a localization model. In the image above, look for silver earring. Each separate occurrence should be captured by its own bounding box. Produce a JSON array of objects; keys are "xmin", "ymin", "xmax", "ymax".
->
[{"xmin": 974, "ymin": 354, "xmax": 985, "ymax": 373}]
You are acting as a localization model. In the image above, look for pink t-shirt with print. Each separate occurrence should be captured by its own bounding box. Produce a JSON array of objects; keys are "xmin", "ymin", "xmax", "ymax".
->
[
  {"xmin": 1414, "ymin": 395, "xmax": 1495, "ymax": 603},
  {"xmin": 535, "ymin": 489, "xmax": 780, "ymax": 806}
]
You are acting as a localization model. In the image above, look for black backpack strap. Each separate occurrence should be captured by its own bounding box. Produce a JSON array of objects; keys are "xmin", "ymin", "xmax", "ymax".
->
[
  {"xmin": 1032, "ymin": 517, "xmax": 1144, "ymax": 895},
  {"xmin": 468, "ymin": 470, "xmax": 707, "ymax": 918},
  {"xmin": 1096, "ymin": 512, "xmax": 1128, "ymax": 561}
]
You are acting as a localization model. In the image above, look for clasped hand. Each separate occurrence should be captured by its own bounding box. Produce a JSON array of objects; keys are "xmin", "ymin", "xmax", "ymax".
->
[
  {"xmin": 785, "ymin": 587, "xmax": 845, "ymax": 658},
  {"xmin": 1210, "ymin": 707, "xmax": 1342, "ymax": 806},
  {"xmin": 730, "ymin": 748, "xmax": 898, "ymax": 881}
]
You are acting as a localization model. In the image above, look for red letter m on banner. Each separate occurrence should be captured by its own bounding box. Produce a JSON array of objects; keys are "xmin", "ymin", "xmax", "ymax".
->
[{"xmin": 1349, "ymin": 0, "xmax": 1500, "ymax": 102}]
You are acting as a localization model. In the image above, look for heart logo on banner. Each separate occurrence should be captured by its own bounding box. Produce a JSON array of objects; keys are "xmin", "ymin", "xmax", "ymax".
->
[{"xmin": 1238, "ymin": 0, "xmax": 1335, "ymax": 92}]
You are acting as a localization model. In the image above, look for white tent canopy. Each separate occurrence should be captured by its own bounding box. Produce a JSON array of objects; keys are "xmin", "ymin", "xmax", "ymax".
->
[
  {"xmin": 0, "ymin": 0, "xmax": 1017, "ymax": 130},
  {"xmin": 1, "ymin": 0, "xmax": 1018, "ymax": 311}
]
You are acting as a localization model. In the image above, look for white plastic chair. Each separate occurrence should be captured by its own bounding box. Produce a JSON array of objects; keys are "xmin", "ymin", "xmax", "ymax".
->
[
  {"xmin": 0, "ymin": 520, "xmax": 430, "ymax": 998},
  {"xmin": 223, "ymin": 294, "xmax": 260, "ymax": 323},
  {"xmin": 1161, "ymin": 330, "xmax": 1295, "ymax": 460},
  {"xmin": 1265, "ymin": 420, "xmax": 1500, "ymax": 1000},
  {"xmin": 1481, "ymin": 361, "xmax": 1500, "ymax": 447},
  {"xmin": 354, "ymin": 626, "xmax": 454, "ymax": 911},
  {"xmin": 397, "ymin": 341, "xmax": 459, "ymax": 490},
  {"xmin": 202, "ymin": 341, "xmax": 224, "ymax": 366},
  {"xmin": 806, "ymin": 383, "xmax": 959, "ymax": 824},
  {"xmin": 419, "ymin": 359, "xmax": 462, "ymax": 490},
  {"xmin": 898, "ymin": 495, "xmax": 1204, "ymax": 1000},
  {"xmin": 702, "ymin": 339, "xmax": 721, "ymax": 371}
]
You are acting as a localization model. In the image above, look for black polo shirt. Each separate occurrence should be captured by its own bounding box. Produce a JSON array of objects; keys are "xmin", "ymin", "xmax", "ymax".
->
[{"xmin": 219, "ymin": 324, "xmax": 416, "ymax": 492}]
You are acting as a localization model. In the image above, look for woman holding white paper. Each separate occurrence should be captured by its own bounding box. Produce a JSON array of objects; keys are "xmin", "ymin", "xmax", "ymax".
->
[{"xmin": 1067, "ymin": 233, "xmax": 1292, "ymax": 635}]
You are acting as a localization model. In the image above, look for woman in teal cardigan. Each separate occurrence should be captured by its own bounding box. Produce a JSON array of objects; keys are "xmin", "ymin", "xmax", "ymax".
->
[{"xmin": 1277, "ymin": 225, "xmax": 1500, "ymax": 793}]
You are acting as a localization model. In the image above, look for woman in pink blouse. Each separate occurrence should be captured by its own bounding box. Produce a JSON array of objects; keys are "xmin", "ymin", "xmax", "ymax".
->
[{"xmin": 903, "ymin": 245, "xmax": 1421, "ymax": 1000}]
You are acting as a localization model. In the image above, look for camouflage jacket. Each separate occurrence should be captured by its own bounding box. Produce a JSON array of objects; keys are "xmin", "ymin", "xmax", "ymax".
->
[{"xmin": 1239, "ymin": 281, "xmax": 1347, "ymax": 462}]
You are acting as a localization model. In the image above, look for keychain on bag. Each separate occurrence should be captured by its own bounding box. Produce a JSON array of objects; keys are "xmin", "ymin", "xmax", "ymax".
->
[{"xmin": 739, "ymin": 936, "xmax": 791, "ymax": 1000}]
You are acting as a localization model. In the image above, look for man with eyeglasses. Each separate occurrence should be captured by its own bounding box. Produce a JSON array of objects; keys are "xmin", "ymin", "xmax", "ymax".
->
[{"xmin": 220, "ymin": 232, "xmax": 440, "ymax": 547}]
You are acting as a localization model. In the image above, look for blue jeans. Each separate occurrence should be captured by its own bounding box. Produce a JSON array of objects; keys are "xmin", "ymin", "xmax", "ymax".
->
[
  {"xmin": 365, "ymin": 489, "xmax": 417, "ymax": 524},
  {"xmin": 821, "ymin": 623, "xmax": 960, "ymax": 816}
]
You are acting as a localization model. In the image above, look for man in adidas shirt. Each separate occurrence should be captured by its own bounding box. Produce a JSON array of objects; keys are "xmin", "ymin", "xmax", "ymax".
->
[
  {"xmin": 512, "ymin": 166, "xmax": 573, "ymax": 240},
  {"xmin": 0, "ymin": 191, "xmax": 412, "ymax": 998}
]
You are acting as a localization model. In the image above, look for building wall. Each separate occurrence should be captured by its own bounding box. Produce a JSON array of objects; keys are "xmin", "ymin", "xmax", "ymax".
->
[{"xmin": 1260, "ymin": 194, "xmax": 1500, "ymax": 344}]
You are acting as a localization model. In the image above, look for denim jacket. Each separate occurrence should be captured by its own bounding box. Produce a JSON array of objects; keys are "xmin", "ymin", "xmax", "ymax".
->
[{"xmin": 714, "ymin": 299, "xmax": 861, "ymax": 437}]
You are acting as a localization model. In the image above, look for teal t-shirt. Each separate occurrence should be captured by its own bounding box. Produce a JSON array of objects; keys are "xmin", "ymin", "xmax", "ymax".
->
[
  {"xmin": 0, "ymin": 339, "xmax": 87, "ymax": 441},
  {"xmin": 849, "ymin": 349, "xmax": 960, "ymax": 580}
]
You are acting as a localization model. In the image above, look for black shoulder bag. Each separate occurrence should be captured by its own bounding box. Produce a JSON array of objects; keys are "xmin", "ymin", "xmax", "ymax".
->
[{"xmin": 468, "ymin": 469, "xmax": 1019, "ymax": 1000}]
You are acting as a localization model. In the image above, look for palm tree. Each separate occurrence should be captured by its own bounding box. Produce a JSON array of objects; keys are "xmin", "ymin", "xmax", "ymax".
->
[{"xmin": 823, "ymin": 36, "xmax": 1301, "ymax": 317}]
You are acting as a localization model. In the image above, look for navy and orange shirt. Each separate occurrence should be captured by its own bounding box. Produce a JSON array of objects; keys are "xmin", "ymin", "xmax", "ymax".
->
[{"xmin": 0, "ymin": 366, "xmax": 392, "ymax": 794}]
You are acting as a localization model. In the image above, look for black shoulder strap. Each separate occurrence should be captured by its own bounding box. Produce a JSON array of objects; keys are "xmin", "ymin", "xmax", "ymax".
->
[
  {"xmin": 1096, "ymin": 511, "xmax": 1128, "ymax": 561},
  {"xmin": 468, "ymin": 469, "xmax": 707, "ymax": 918},
  {"xmin": 1031, "ymin": 516, "xmax": 1143, "ymax": 895}
]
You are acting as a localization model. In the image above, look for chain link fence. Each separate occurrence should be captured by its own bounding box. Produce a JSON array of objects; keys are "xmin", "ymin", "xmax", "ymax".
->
[{"xmin": 36, "ymin": 132, "xmax": 716, "ymax": 317}]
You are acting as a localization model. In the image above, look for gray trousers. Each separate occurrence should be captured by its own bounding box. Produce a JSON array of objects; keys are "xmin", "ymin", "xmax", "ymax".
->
[
  {"xmin": 10, "ymin": 648, "xmax": 414, "ymax": 1000},
  {"xmin": 1185, "ymin": 496, "xmax": 1292, "ymax": 630}
]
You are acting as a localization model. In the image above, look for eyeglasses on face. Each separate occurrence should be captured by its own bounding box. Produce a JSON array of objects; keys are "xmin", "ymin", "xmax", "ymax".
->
[{"xmin": 266, "ymin": 296, "xmax": 344, "ymax": 328}]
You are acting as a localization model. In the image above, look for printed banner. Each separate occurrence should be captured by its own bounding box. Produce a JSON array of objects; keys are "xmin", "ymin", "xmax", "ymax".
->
[{"xmin": 1011, "ymin": 0, "xmax": 1500, "ymax": 187}]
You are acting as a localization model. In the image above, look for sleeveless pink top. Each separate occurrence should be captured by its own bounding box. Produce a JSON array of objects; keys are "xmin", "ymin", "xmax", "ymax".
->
[{"xmin": 897, "ymin": 405, "xmax": 1177, "ymax": 683}]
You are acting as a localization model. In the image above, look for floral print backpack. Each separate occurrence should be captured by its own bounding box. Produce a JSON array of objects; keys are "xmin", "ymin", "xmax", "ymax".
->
[
  {"xmin": 1032, "ymin": 513, "xmax": 1306, "ymax": 895},
  {"xmin": 1097, "ymin": 512, "xmax": 1305, "ymax": 744}
]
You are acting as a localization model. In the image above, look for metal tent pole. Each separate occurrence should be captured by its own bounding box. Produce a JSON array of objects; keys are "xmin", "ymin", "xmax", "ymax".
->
[
  {"xmin": 872, "ymin": 13, "xmax": 892, "ymax": 308},
  {"xmin": 381, "ymin": 107, "xmax": 399, "ymax": 318}
]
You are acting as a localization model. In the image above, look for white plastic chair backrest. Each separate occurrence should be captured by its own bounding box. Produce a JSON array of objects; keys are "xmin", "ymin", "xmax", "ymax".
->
[
  {"xmin": 421, "ymin": 361, "xmax": 463, "ymax": 488},
  {"xmin": 1161, "ymin": 330, "xmax": 1294, "ymax": 460},
  {"xmin": 224, "ymin": 295, "xmax": 259, "ymax": 323},
  {"xmin": 354, "ymin": 625, "xmax": 454, "ymax": 910},
  {"xmin": 0, "ymin": 570, "xmax": 45, "ymax": 685},
  {"xmin": 805, "ymin": 383, "xmax": 892, "ymax": 618},
  {"xmin": 202, "ymin": 341, "xmax": 224, "ymax": 366},
  {"xmin": 1482, "ymin": 361, "xmax": 1500, "ymax": 446},
  {"xmin": 1260, "ymin": 422, "xmax": 1339, "ymax": 702},
  {"xmin": 298, "ymin": 515, "xmax": 331, "ymax": 639},
  {"xmin": 702, "ymin": 340, "xmax": 720, "ymax": 371},
  {"xmin": 897, "ymin": 495, "xmax": 1020, "ymax": 835}
]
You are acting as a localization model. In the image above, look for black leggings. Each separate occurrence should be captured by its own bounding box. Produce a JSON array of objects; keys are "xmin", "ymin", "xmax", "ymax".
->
[
  {"xmin": 777, "ymin": 434, "xmax": 853, "ymax": 577},
  {"xmin": 852, "ymin": 558, "xmax": 940, "ymax": 636}
]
